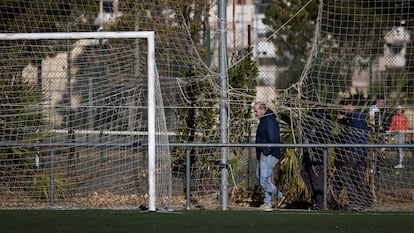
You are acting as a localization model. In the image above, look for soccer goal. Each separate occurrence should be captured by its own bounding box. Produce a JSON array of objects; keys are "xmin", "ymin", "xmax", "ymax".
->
[{"xmin": 0, "ymin": 31, "xmax": 170, "ymax": 211}]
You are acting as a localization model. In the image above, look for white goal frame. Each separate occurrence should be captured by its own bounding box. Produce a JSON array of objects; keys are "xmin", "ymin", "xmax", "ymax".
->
[{"xmin": 0, "ymin": 31, "xmax": 158, "ymax": 211}]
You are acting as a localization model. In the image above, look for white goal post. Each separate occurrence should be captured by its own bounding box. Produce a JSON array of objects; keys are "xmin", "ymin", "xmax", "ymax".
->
[{"xmin": 0, "ymin": 31, "xmax": 158, "ymax": 211}]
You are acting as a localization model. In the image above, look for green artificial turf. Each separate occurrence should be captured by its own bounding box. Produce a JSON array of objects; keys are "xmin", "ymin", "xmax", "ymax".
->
[{"xmin": 0, "ymin": 209, "xmax": 413, "ymax": 233}]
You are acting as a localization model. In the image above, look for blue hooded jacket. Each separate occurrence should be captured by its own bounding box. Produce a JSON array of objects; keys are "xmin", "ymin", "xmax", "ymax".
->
[
  {"xmin": 255, "ymin": 109, "xmax": 281, "ymax": 160},
  {"xmin": 347, "ymin": 109, "xmax": 370, "ymax": 155}
]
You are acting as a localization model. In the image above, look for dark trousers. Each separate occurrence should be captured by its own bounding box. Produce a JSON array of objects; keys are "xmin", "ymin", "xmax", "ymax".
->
[
  {"xmin": 331, "ymin": 153, "xmax": 373, "ymax": 209},
  {"xmin": 301, "ymin": 149, "xmax": 325, "ymax": 208}
]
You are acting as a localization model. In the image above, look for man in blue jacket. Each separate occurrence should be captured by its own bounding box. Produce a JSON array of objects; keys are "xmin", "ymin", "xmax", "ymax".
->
[
  {"xmin": 253, "ymin": 101, "xmax": 285, "ymax": 211},
  {"xmin": 331, "ymin": 97, "xmax": 373, "ymax": 210}
]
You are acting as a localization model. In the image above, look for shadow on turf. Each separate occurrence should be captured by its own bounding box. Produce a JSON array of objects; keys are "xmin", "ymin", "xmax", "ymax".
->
[{"xmin": 283, "ymin": 200, "xmax": 312, "ymax": 210}]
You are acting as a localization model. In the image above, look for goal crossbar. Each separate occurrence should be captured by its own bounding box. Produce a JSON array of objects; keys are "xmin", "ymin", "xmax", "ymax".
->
[{"xmin": 0, "ymin": 31, "xmax": 154, "ymax": 40}]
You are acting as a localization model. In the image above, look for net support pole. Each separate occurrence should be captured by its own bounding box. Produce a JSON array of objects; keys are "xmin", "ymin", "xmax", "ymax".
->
[
  {"xmin": 147, "ymin": 32, "xmax": 157, "ymax": 212},
  {"xmin": 218, "ymin": 0, "xmax": 229, "ymax": 211}
]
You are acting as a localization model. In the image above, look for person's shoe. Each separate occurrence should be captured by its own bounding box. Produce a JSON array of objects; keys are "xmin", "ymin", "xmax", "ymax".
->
[
  {"xmin": 259, "ymin": 204, "xmax": 274, "ymax": 212},
  {"xmin": 276, "ymin": 195, "xmax": 286, "ymax": 208},
  {"xmin": 308, "ymin": 203, "xmax": 320, "ymax": 211},
  {"xmin": 394, "ymin": 164, "xmax": 404, "ymax": 169},
  {"xmin": 349, "ymin": 205, "xmax": 363, "ymax": 211}
]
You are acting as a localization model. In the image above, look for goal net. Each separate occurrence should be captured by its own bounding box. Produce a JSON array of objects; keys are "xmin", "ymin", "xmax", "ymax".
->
[
  {"xmin": 0, "ymin": 31, "xmax": 176, "ymax": 210},
  {"xmin": 295, "ymin": 0, "xmax": 414, "ymax": 210},
  {"xmin": 0, "ymin": 0, "xmax": 224, "ymax": 210}
]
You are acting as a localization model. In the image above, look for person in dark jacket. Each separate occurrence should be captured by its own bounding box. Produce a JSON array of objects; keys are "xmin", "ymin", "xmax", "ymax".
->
[
  {"xmin": 300, "ymin": 97, "xmax": 331, "ymax": 210},
  {"xmin": 253, "ymin": 101, "xmax": 285, "ymax": 211},
  {"xmin": 330, "ymin": 97, "xmax": 373, "ymax": 210}
]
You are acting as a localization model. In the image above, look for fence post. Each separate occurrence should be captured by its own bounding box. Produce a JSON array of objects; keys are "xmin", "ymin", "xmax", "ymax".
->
[
  {"xmin": 50, "ymin": 150, "xmax": 55, "ymax": 208},
  {"xmin": 323, "ymin": 149, "xmax": 327, "ymax": 210},
  {"xmin": 186, "ymin": 149, "xmax": 191, "ymax": 210}
]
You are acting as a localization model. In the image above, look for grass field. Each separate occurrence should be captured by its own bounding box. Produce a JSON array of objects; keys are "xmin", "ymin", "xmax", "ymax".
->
[{"xmin": 1, "ymin": 209, "xmax": 413, "ymax": 233}]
